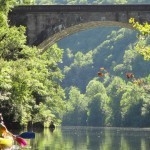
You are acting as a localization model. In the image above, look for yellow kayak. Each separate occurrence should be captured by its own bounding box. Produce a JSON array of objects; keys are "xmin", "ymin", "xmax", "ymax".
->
[{"xmin": 0, "ymin": 137, "xmax": 13, "ymax": 149}]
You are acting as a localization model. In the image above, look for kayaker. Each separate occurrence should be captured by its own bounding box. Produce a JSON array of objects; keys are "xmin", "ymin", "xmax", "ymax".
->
[
  {"xmin": 49, "ymin": 121, "xmax": 55, "ymax": 132},
  {"xmin": 0, "ymin": 113, "xmax": 13, "ymax": 138},
  {"xmin": 0, "ymin": 113, "xmax": 7, "ymax": 137},
  {"xmin": 50, "ymin": 121, "xmax": 55, "ymax": 129},
  {"xmin": 0, "ymin": 114, "xmax": 28, "ymax": 148},
  {"xmin": 0, "ymin": 113, "xmax": 14, "ymax": 149}
]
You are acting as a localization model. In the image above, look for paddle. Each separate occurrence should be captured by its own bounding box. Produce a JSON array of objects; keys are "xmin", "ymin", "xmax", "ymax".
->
[
  {"xmin": 17, "ymin": 132, "xmax": 35, "ymax": 139},
  {"xmin": 4, "ymin": 131, "xmax": 28, "ymax": 147},
  {"xmin": 14, "ymin": 136, "xmax": 28, "ymax": 147},
  {"xmin": 0, "ymin": 124, "xmax": 28, "ymax": 147}
]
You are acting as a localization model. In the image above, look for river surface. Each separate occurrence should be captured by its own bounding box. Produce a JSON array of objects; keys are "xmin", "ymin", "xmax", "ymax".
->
[{"xmin": 13, "ymin": 126, "xmax": 150, "ymax": 150}]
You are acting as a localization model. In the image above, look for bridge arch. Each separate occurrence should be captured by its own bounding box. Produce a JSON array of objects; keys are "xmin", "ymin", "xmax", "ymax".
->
[
  {"xmin": 37, "ymin": 21, "xmax": 134, "ymax": 53},
  {"xmin": 9, "ymin": 4, "xmax": 150, "ymax": 53}
]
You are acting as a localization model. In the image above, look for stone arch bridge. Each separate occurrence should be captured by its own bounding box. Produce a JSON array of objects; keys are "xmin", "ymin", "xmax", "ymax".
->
[{"xmin": 9, "ymin": 4, "xmax": 150, "ymax": 52}]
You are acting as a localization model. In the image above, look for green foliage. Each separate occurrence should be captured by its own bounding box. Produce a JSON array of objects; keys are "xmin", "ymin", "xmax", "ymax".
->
[
  {"xmin": 85, "ymin": 79, "xmax": 110, "ymax": 126},
  {"xmin": 87, "ymin": 93, "xmax": 105, "ymax": 126},
  {"xmin": 120, "ymin": 83, "xmax": 144, "ymax": 127},
  {"xmin": 0, "ymin": 0, "xmax": 15, "ymax": 14},
  {"xmin": 34, "ymin": 0, "xmax": 149, "ymax": 4},
  {"xmin": 0, "ymin": 0, "xmax": 65, "ymax": 126},
  {"xmin": 74, "ymin": 51, "xmax": 93, "ymax": 67},
  {"xmin": 16, "ymin": 0, "xmax": 35, "ymax": 5},
  {"xmin": 129, "ymin": 18, "xmax": 150, "ymax": 60},
  {"xmin": 0, "ymin": 26, "xmax": 27, "ymax": 60},
  {"xmin": 2, "ymin": 0, "xmax": 150, "ymax": 127},
  {"xmin": 114, "ymin": 0, "xmax": 127, "ymax": 4},
  {"xmin": 60, "ymin": 24, "xmax": 149, "ymax": 127},
  {"xmin": 0, "ymin": 44, "xmax": 65, "ymax": 125},
  {"xmin": 0, "ymin": 0, "xmax": 15, "ymax": 27},
  {"xmin": 62, "ymin": 86, "xmax": 87, "ymax": 125},
  {"xmin": 85, "ymin": 79, "xmax": 106, "ymax": 99},
  {"xmin": 106, "ymin": 77, "xmax": 125, "ymax": 126}
]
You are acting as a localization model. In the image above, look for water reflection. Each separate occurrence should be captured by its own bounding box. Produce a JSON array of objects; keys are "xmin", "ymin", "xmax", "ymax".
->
[{"xmin": 23, "ymin": 127, "xmax": 150, "ymax": 150}]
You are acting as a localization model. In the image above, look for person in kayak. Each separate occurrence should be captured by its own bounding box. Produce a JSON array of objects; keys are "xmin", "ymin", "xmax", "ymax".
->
[
  {"xmin": 0, "ymin": 113, "xmax": 14, "ymax": 138},
  {"xmin": 0, "ymin": 113, "xmax": 14, "ymax": 149},
  {"xmin": 49, "ymin": 121, "xmax": 55, "ymax": 132},
  {"xmin": 0, "ymin": 113, "xmax": 28, "ymax": 148},
  {"xmin": 0, "ymin": 113, "xmax": 7, "ymax": 137}
]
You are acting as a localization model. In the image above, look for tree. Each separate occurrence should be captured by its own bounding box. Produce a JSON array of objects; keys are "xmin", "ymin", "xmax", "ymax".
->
[
  {"xmin": 85, "ymin": 79, "xmax": 109, "ymax": 126},
  {"xmin": 62, "ymin": 86, "xmax": 87, "ymax": 125},
  {"xmin": 120, "ymin": 82, "xmax": 145, "ymax": 127},
  {"xmin": 129, "ymin": 18, "xmax": 150, "ymax": 60},
  {"xmin": 106, "ymin": 77, "xmax": 126, "ymax": 126},
  {"xmin": 87, "ymin": 93, "xmax": 106, "ymax": 126}
]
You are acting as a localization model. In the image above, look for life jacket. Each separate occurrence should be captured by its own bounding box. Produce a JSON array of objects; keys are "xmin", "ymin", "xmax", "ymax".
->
[{"xmin": 0, "ymin": 123, "xmax": 7, "ymax": 137}]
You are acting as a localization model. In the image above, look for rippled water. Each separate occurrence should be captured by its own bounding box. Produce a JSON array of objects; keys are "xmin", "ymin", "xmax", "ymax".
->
[{"xmin": 14, "ymin": 127, "xmax": 150, "ymax": 150}]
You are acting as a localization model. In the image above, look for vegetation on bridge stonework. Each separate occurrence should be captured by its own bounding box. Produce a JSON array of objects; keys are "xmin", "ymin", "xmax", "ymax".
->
[{"xmin": 0, "ymin": 0, "xmax": 150, "ymax": 128}]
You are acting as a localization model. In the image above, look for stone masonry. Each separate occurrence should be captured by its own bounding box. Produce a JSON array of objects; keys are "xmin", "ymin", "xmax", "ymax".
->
[{"xmin": 9, "ymin": 5, "xmax": 150, "ymax": 52}]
